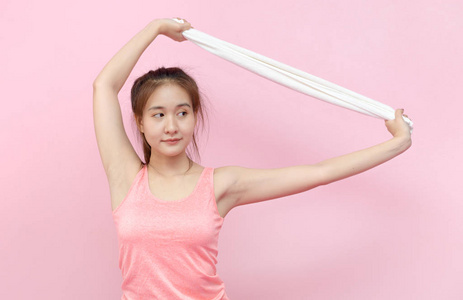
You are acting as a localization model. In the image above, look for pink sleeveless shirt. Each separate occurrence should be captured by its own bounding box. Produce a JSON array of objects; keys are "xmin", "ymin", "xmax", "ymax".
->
[{"xmin": 112, "ymin": 165, "xmax": 229, "ymax": 300}]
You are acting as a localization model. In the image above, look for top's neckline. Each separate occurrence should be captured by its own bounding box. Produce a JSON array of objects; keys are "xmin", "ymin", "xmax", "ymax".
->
[{"xmin": 145, "ymin": 165, "xmax": 207, "ymax": 203}]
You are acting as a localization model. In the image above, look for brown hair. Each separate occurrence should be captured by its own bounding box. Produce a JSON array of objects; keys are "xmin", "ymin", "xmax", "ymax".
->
[{"xmin": 131, "ymin": 67, "xmax": 208, "ymax": 167}]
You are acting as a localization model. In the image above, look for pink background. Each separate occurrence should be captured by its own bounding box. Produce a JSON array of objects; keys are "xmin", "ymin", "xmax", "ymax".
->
[{"xmin": 1, "ymin": 0, "xmax": 462, "ymax": 299}]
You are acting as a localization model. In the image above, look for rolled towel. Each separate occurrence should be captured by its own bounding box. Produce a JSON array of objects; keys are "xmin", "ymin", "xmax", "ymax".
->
[{"xmin": 173, "ymin": 18, "xmax": 413, "ymax": 133}]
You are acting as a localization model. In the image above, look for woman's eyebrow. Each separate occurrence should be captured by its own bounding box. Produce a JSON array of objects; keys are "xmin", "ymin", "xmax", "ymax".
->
[{"xmin": 148, "ymin": 103, "xmax": 191, "ymax": 111}]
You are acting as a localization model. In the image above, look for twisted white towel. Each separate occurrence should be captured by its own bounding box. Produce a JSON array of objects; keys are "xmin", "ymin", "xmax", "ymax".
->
[{"xmin": 174, "ymin": 19, "xmax": 413, "ymax": 133}]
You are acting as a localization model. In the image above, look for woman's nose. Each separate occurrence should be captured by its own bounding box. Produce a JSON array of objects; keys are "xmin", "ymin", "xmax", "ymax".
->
[{"xmin": 164, "ymin": 116, "xmax": 178, "ymax": 133}]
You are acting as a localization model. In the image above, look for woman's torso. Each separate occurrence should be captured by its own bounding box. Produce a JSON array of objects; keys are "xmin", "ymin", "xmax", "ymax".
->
[{"xmin": 110, "ymin": 161, "xmax": 231, "ymax": 299}]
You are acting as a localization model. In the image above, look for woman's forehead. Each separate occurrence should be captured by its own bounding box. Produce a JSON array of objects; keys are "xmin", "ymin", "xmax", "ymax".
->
[{"xmin": 146, "ymin": 84, "xmax": 192, "ymax": 108}]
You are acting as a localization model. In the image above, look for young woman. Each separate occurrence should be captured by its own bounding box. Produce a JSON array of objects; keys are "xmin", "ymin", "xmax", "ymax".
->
[{"xmin": 93, "ymin": 18, "xmax": 412, "ymax": 300}]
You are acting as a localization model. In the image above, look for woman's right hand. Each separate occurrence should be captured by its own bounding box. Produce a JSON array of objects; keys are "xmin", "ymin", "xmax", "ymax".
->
[{"xmin": 154, "ymin": 18, "xmax": 192, "ymax": 42}]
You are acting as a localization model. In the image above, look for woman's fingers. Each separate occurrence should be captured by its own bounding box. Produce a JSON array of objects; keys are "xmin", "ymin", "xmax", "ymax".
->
[
  {"xmin": 385, "ymin": 109, "xmax": 412, "ymax": 138},
  {"xmin": 157, "ymin": 18, "xmax": 192, "ymax": 42},
  {"xmin": 171, "ymin": 17, "xmax": 192, "ymax": 33}
]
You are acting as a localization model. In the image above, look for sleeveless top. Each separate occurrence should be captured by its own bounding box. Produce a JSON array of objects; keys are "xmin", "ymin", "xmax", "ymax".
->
[{"xmin": 112, "ymin": 164, "xmax": 229, "ymax": 300}]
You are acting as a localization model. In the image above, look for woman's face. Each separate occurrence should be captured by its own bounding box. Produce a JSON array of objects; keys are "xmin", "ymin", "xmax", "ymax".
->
[{"xmin": 139, "ymin": 83, "xmax": 196, "ymax": 158}]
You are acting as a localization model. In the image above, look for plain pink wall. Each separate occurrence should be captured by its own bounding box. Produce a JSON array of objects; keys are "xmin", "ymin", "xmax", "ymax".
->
[{"xmin": 1, "ymin": 0, "xmax": 462, "ymax": 299}]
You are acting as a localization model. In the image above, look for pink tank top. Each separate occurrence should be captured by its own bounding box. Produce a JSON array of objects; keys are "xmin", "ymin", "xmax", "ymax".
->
[{"xmin": 112, "ymin": 164, "xmax": 229, "ymax": 300}]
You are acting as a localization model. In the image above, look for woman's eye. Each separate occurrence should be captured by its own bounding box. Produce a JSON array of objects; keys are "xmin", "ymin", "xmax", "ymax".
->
[{"xmin": 152, "ymin": 112, "xmax": 187, "ymax": 118}]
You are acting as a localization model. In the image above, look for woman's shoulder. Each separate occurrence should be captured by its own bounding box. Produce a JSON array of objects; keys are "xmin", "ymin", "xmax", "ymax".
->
[
  {"xmin": 211, "ymin": 165, "xmax": 241, "ymax": 186},
  {"xmin": 212, "ymin": 165, "xmax": 237, "ymax": 173},
  {"xmin": 210, "ymin": 166, "xmax": 241, "ymax": 212},
  {"xmin": 162, "ymin": 163, "xmax": 241, "ymax": 182}
]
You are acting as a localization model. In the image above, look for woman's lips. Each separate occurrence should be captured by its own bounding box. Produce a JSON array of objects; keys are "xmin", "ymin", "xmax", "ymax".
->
[{"xmin": 163, "ymin": 138, "xmax": 181, "ymax": 145}]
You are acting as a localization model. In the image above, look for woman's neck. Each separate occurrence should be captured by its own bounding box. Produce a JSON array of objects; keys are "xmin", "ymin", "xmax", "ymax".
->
[{"xmin": 148, "ymin": 152, "xmax": 194, "ymax": 177}]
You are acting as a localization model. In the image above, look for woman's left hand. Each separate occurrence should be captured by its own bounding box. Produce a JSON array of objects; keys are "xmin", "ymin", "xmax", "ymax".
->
[{"xmin": 385, "ymin": 109, "xmax": 412, "ymax": 142}]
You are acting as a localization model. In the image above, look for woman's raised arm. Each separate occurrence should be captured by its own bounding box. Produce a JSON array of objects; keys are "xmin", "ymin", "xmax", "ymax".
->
[
  {"xmin": 92, "ymin": 18, "xmax": 191, "ymax": 183},
  {"xmin": 93, "ymin": 18, "xmax": 191, "ymax": 90}
]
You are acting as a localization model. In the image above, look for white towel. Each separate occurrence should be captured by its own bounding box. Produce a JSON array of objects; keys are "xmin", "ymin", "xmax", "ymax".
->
[{"xmin": 173, "ymin": 19, "xmax": 413, "ymax": 134}]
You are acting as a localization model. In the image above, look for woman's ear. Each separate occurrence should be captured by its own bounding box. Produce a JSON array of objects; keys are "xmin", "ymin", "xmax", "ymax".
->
[{"xmin": 135, "ymin": 114, "xmax": 144, "ymax": 133}]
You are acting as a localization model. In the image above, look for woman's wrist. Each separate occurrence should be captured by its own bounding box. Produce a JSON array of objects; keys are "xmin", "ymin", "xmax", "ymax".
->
[
  {"xmin": 392, "ymin": 135, "xmax": 412, "ymax": 151},
  {"xmin": 147, "ymin": 19, "xmax": 162, "ymax": 37}
]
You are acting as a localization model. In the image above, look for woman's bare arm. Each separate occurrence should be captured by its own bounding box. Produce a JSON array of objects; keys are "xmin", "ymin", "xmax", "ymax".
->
[
  {"xmin": 316, "ymin": 135, "xmax": 411, "ymax": 185},
  {"xmin": 316, "ymin": 108, "xmax": 412, "ymax": 184},
  {"xmin": 219, "ymin": 109, "xmax": 412, "ymax": 208},
  {"xmin": 92, "ymin": 18, "xmax": 191, "ymax": 179},
  {"xmin": 93, "ymin": 18, "xmax": 191, "ymax": 91}
]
